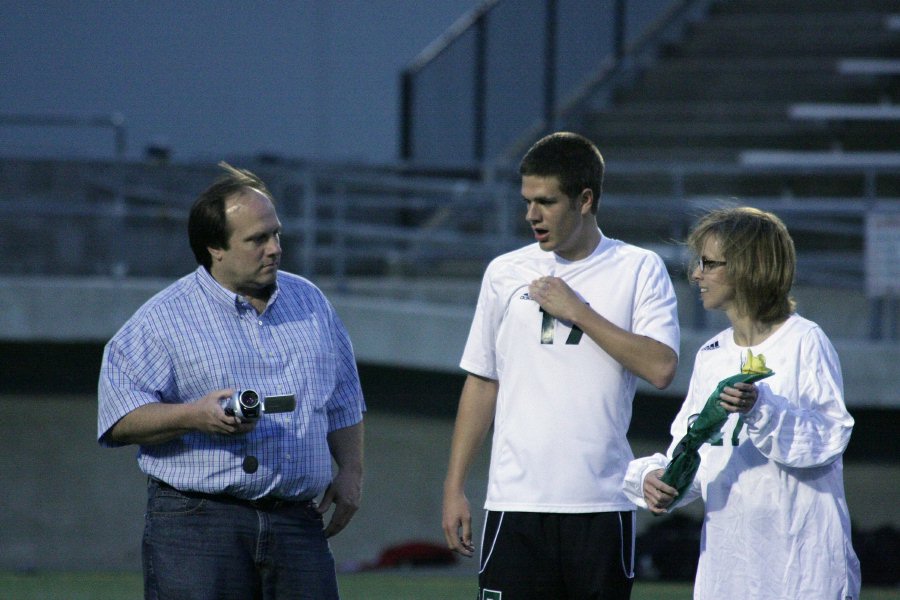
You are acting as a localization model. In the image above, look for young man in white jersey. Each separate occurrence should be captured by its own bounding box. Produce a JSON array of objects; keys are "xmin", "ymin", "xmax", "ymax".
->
[{"xmin": 442, "ymin": 132, "xmax": 680, "ymax": 599}]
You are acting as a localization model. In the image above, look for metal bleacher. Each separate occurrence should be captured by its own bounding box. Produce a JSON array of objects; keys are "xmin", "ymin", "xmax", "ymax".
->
[
  {"xmin": 565, "ymin": 0, "xmax": 900, "ymax": 344},
  {"xmin": 3, "ymin": 1, "xmax": 895, "ymax": 285},
  {"xmin": 1, "ymin": 0, "xmax": 899, "ymax": 405},
  {"xmin": 394, "ymin": 0, "xmax": 900, "ymax": 286}
]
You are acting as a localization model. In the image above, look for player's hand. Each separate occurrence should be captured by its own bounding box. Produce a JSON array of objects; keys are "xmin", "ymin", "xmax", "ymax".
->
[
  {"xmin": 442, "ymin": 489, "xmax": 475, "ymax": 557},
  {"xmin": 643, "ymin": 468, "xmax": 678, "ymax": 514},
  {"xmin": 528, "ymin": 276, "xmax": 581, "ymax": 322}
]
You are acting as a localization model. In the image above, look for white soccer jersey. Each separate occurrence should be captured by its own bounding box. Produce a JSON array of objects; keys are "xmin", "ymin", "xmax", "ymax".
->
[
  {"xmin": 461, "ymin": 233, "xmax": 679, "ymax": 512},
  {"xmin": 624, "ymin": 314, "xmax": 861, "ymax": 599}
]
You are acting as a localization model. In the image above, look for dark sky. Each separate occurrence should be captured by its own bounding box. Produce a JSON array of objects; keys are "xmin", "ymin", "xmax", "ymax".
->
[{"xmin": 1, "ymin": 1, "xmax": 475, "ymax": 164}]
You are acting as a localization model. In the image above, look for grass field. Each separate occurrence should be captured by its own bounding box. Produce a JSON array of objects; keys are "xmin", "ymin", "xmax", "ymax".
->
[
  {"xmin": 0, "ymin": 571, "xmax": 689, "ymax": 599},
  {"xmin": 1, "ymin": 571, "xmax": 897, "ymax": 599}
]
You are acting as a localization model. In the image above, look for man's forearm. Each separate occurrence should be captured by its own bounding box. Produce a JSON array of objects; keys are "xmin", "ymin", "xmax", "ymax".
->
[
  {"xmin": 571, "ymin": 303, "xmax": 677, "ymax": 389},
  {"xmin": 107, "ymin": 402, "xmax": 195, "ymax": 445},
  {"xmin": 327, "ymin": 421, "xmax": 364, "ymax": 474},
  {"xmin": 444, "ymin": 374, "xmax": 498, "ymax": 492}
]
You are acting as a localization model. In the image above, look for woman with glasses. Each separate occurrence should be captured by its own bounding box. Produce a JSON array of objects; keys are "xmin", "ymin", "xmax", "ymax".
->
[{"xmin": 624, "ymin": 206, "xmax": 860, "ymax": 599}]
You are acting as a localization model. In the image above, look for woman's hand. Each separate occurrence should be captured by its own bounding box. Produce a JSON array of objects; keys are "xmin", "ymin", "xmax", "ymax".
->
[
  {"xmin": 720, "ymin": 382, "xmax": 758, "ymax": 413},
  {"xmin": 643, "ymin": 468, "xmax": 679, "ymax": 514}
]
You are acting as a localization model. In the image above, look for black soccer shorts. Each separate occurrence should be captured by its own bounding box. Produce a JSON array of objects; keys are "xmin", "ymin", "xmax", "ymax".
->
[{"xmin": 477, "ymin": 510, "xmax": 635, "ymax": 600}]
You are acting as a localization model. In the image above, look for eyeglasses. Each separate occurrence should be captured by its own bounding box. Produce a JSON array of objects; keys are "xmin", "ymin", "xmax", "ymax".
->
[{"xmin": 694, "ymin": 257, "xmax": 727, "ymax": 273}]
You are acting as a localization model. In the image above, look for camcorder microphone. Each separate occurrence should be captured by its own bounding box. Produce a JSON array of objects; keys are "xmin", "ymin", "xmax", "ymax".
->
[{"xmin": 221, "ymin": 389, "xmax": 296, "ymax": 422}]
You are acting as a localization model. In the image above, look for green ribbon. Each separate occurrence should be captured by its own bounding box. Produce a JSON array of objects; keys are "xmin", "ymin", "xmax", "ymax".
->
[{"xmin": 659, "ymin": 370, "xmax": 774, "ymax": 509}]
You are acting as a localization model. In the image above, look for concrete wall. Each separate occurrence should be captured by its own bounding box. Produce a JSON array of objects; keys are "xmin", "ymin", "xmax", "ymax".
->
[{"xmin": 1, "ymin": 275, "xmax": 898, "ymax": 407}]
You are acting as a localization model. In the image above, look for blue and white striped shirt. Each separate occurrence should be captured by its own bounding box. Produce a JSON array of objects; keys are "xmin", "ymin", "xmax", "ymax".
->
[{"xmin": 98, "ymin": 266, "xmax": 365, "ymax": 500}]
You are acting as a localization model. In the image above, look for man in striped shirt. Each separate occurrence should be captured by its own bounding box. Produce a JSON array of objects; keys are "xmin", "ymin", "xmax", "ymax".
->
[{"xmin": 98, "ymin": 163, "xmax": 365, "ymax": 599}]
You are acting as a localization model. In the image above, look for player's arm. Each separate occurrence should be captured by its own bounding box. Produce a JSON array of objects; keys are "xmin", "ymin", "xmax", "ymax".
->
[
  {"xmin": 442, "ymin": 373, "xmax": 498, "ymax": 557},
  {"xmin": 570, "ymin": 303, "xmax": 677, "ymax": 389},
  {"xmin": 529, "ymin": 276, "xmax": 677, "ymax": 390}
]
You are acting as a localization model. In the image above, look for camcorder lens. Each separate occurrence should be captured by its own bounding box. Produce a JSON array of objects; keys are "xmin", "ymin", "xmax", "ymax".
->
[
  {"xmin": 239, "ymin": 390, "xmax": 259, "ymax": 406},
  {"xmin": 238, "ymin": 390, "xmax": 261, "ymax": 419}
]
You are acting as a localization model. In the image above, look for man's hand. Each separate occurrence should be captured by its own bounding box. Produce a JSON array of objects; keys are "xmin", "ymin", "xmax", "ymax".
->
[
  {"xmin": 192, "ymin": 389, "xmax": 257, "ymax": 436},
  {"xmin": 442, "ymin": 488, "xmax": 475, "ymax": 557},
  {"xmin": 108, "ymin": 388, "xmax": 255, "ymax": 445},
  {"xmin": 317, "ymin": 468, "xmax": 362, "ymax": 538},
  {"xmin": 528, "ymin": 276, "xmax": 582, "ymax": 322}
]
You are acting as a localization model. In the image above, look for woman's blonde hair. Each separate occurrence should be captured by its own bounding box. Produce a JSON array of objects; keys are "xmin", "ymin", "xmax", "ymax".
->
[{"xmin": 687, "ymin": 206, "xmax": 796, "ymax": 323}]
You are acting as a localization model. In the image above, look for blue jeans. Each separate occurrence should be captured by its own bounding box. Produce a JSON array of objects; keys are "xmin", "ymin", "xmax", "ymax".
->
[{"xmin": 143, "ymin": 480, "xmax": 338, "ymax": 600}]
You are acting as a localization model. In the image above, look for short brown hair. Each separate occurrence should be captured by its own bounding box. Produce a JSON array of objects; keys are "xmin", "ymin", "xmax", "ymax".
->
[
  {"xmin": 687, "ymin": 206, "xmax": 796, "ymax": 324},
  {"xmin": 519, "ymin": 132, "xmax": 604, "ymax": 214},
  {"xmin": 188, "ymin": 162, "xmax": 273, "ymax": 270}
]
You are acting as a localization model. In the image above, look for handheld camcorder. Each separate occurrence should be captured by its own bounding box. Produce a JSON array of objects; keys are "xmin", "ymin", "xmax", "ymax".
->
[{"xmin": 222, "ymin": 389, "xmax": 296, "ymax": 422}]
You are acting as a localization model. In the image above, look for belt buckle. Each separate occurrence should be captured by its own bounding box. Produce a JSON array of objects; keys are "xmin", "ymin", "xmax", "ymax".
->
[{"xmin": 249, "ymin": 495, "xmax": 283, "ymax": 511}]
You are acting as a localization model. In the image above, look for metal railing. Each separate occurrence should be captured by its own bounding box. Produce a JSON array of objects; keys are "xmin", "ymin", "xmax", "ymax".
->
[
  {"xmin": 0, "ymin": 157, "xmax": 896, "ymax": 338},
  {"xmin": 0, "ymin": 113, "xmax": 127, "ymax": 159},
  {"xmin": 399, "ymin": 0, "xmax": 714, "ymax": 168}
]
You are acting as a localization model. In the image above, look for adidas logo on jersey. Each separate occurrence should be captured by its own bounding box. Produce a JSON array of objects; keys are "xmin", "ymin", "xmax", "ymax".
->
[
  {"xmin": 700, "ymin": 340, "xmax": 720, "ymax": 351},
  {"xmin": 520, "ymin": 292, "xmax": 531, "ymax": 300}
]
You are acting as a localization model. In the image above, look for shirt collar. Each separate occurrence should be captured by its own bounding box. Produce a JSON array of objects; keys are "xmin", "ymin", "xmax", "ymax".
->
[{"xmin": 194, "ymin": 266, "xmax": 279, "ymax": 314}]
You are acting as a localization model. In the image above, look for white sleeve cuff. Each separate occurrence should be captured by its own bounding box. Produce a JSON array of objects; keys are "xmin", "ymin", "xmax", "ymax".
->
[{"xmin": 623, "ymin": 453, "xmax": 668, "ymax": 509}]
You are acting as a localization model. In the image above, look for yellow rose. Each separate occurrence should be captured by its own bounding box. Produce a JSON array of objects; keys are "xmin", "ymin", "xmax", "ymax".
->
[{"xmin": 741, "ymin": 349, "xmax": 772, "ymax": 375}]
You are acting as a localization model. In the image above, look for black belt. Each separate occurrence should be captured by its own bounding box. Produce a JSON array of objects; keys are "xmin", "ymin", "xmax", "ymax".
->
[{"xmin": 150, "ymin": 478, "xmax": 315, "ymax": 512}]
